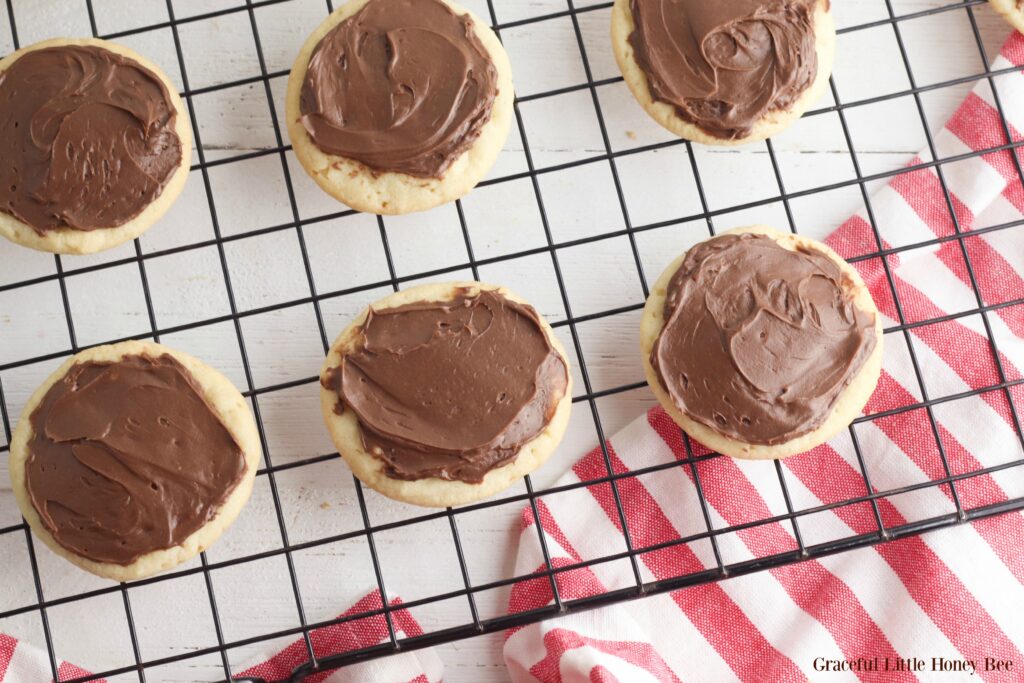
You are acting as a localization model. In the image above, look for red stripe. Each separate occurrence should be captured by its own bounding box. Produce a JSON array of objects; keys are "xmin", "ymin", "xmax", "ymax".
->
[
  {"xmin": 507, "ymin": 499, "xmax": 613, "ymax": 640},
  {"xmin": 999, "ymin": 30, "xmax": 1024, "ymax": 65},
  {"xmin": 343, "ymin": 591, "xmax": 423, "ymax": 639},
  {"xmin": 510, "ymin": 499, "xmax": 607, "ymax": 609},
  {"xmin": 786, "ymin": 453, "xmax": 1024, "ymax": 680},
  {"xmin": 774, "ymin": 438, "xmax": 1024, "ymax": 678},
  {"xmin": 822, "ymin": 214, "xmax": 890, "ymax": 261},
  {"xmin": 509, "ymin": 557, "xmax": 610, "ymax": 613},
  {"xmin": 912, "ymin": 305, "xmax": 1016, "ymax": 387},
  {"xmin": 865, "ymin": 374, "xmax": 1024, "ymax": 583},
  {"xmin": 590, "ymin": 665, "xmax": 624, "ymax": 683},
  {"xmin": 533, "ymin": 499, "xmax": 584, "ymax": 563},
  {"xmin": 887, "ymin": 142, "xmax": 1024, "ymax": 338},
  {"xmin": 886, "ymin": 279, "xmax": 1022, "ymax": 427},
  {"xmin": 1000, "ymin": 174, "xmax": 1024, "ymax": 215},
  {"xmin": 573, "ymin": 446, "xmax": 805, "ymax": 683},
  {"xmin": 899, "ymin": 99, "xmax": 1024, "ymax": 337},
  {"xmin": 824, "ymin": 218, "xmax": 899, "ymax": 316},
  {"xmin": 936, "ymin": 238, "xmax": 1024, "ymax": 337},
  {"xmin": 889, "ymin": 163, "xmax": 964, "ymax": 238},
  {"xmin": 508, "ymin": 501, "xmax": 612, "ymax": 638},
  {"xmin": 529, "ymin": 628, "xmax": 683, "ymax": 683},
  {"xmin": 869, "ymin": 370, "xmax": 1012, "ymax": 479},
  {"xmin": 871, "ymin": 536, "xmax": 1023, "ymax": 683},
  {"xmin": 948, "ymin": 100, "xmax": 1024, "ymax": 223},
  {"xmin": 944, "ymin": 118, "xmax": 1024, "ymax": 324},
  {"xmin": 238, "ymin": 592, "xmax": 423, "ymax": 683},
  {"xmin": 823, "ymin": 128, "xmax": 1024, "ymax": 389},
  {"xmin": 946, "ymin": 94, "xmax": 1023, "ymax": 186},
  {"xmin": 0, "ymin": 635, "xmax": 15, "ymax": 681},
  {"xmin": 647, "ymin": 412, "xmax": 912, "ymax": 680},
  {"xmin": 834, "ymin": 226, "xmax": 1023, "ymax": 431},
  {"xmin": 57, "ymin": 661, "xmax": 101, "ymax": 682}
]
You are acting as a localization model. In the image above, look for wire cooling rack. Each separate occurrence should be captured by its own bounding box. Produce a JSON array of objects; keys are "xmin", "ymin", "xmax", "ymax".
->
[{"xmin": 1, "ymin": 0, "xmax": 1024, "ymax": 681}]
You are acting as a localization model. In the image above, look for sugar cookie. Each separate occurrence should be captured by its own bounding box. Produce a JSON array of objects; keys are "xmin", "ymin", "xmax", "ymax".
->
[
  {"xmin": 611, "ymin": 0, "xmax": 836, "ymax": 145},
  {"xmin": 9, "ymin": 341, "xmax": 260, "ymax": 581},
  {"xmin": 320, "ymin": 282, "xmax": 572, "ymax": 507},
  {"xmin": 0, "ymin": 38, "xmax": 191, "ymax": 254},
  {"xmin": 640, "ymin": 226, "xmax": 883, "ymax": 460},
  {"xmin": 286, "ymin": 0, "xmax": 514, "ymax": 215}
]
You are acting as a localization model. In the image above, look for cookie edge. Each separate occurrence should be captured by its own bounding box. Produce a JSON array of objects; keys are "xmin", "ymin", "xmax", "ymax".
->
[
  {"xmin": 639, "ymin": 225, "xmax": 884, "ymax": 460},
  {"xmin": 989, "ymin": 0, "xmax": 1024, "ymax": 33},
  {"xmin": 285, "ymin": 0, "xmax": 515, "ymax": 215},
  {"xmin": 319, "ymin": 281, "xmax": 573, "ymax": 507},
  {"xmin": 610, "ymin": 0, "xmax": 836, "ymax": 146},
  {"xmin": 0, "ymin": 37, "xmax": 193, "ymax": 255},
  {"xmin": 8, "ymin": 340, "xmax": 261, "ymax": 582}
]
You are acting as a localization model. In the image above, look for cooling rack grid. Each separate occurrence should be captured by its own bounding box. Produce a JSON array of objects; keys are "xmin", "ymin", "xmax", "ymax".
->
[{"xmin": 1, "ymin": 0, "xmax": 1023, "ymax": 681}]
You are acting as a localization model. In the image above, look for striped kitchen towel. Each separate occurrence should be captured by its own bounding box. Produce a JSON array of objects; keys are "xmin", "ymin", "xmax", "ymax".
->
[
  {"xmin": 0, "ymin": 591, "xmax": 442, "ymax": 682},
  {"xmin": 504, "ymin": 31, "xmax": 1024, "ymax": 683}
]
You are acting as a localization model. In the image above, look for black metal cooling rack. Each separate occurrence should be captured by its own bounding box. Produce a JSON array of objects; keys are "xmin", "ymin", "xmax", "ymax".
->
[{"xmin": 1, "ymin": 0, "xmax": 1024, "ymax": 681}]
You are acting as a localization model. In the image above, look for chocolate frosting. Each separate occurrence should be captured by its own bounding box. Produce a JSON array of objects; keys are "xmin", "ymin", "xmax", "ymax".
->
[
  {"xmin": 24, "ymin": 354, "xmax": 246, "ymax": 566},
  {"xmin": 299, "ymin": 0, "xmax": 498, "ymax": 178},
  {"xmin": 628, "ymin": 0, "xmax": 823, "ymax": 140},
  {"xmin": 651, "ymin": 233, "xmax": 876, "ymax": 445},
  {"xmin": 323, "ymin": 290, "xmax": 568, "ymax": 483},
  {"xmin": 0, "ymin": 44, "xmax": 182, "ymax": 234}
]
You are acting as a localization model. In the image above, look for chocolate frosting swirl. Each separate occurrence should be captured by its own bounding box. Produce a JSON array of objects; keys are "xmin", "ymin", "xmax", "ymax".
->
[
  {"xmin": 323, "ymin": 289, "xmax": 568, "ymax": 483},
  {"xmin": 299, "ymin": 0, "xmax": 498, "ymax": 178},
  {"xmin": 651, "ymin": 233, "xmax": 876, "ymax": 445},
  {"xmin": 25, "ymin": 354, "xmax": 246, "ymax": 566},
  {"xmin": 0, "ymin": 44, "xmax": 182, "ymax": 234},
  {"xmin": 628, "ymin": 0, "xmax": 823, "ymax": 139}
]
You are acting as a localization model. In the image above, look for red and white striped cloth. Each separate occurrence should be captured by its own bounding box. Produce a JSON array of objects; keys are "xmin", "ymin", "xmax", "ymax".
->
[
  {"xmin": 0, "ymin": 591, "xmax": 442, "ymax": 682},
  {"xmin": 502, "ymin": 32, "xmax": 1024, "ymax": 683}
]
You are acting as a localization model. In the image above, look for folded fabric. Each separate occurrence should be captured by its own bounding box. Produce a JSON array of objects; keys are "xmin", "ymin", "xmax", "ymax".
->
[
  {"xmin": 0, "ymin": 591, "xmax": 441, "ymax": 683},
  {"xmin": 0, "ymin": 633, "xmax": 96, "ymax": 683},
  {"xmin": 505, "ymin": 31, "xmax": 1024, "ymax": 683}
]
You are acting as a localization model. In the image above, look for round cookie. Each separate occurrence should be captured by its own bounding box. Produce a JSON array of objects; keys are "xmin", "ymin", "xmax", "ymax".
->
[
  {"xmin": 320, "ymin": 282, "xmax": 573, "ymax": 507},
  {"xmin": 286, "ymin": 0, "xmax": 514, "ymax": 215},
  {"xmin": 989, "ymin": 0, "xmax": 1024, "ymax": 33},
  {"xmin": 0, "ymin": 38, "xmax": 192, "ymax": 255},
  {"xmin": 640, "ymin": 226, "xmax": 883, "ymax": 460},
  {"xmin": 611, "ymin": 0, "xmax": 836, "ymax": 145},
  {"xmin": 8, "ymin": 340, "xmax": 260, "ymax": 582}
]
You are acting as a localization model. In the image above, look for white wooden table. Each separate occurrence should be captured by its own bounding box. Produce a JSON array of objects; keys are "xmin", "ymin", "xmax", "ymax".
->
[{"xmin": 0, "ymin": 1, "xmax": 1014, "ymax": 680}]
